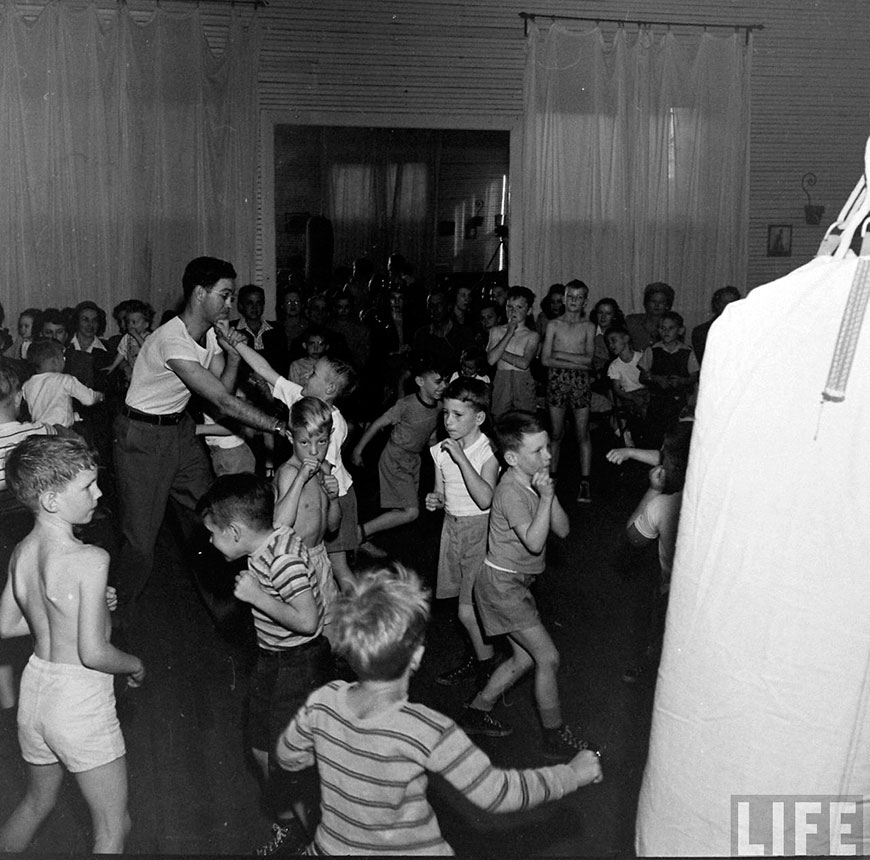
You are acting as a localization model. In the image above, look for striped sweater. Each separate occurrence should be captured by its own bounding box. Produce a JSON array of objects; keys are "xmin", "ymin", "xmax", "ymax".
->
[{"xmin": 276, "ymin": 680, "xmax": 582, "ymax": 855}]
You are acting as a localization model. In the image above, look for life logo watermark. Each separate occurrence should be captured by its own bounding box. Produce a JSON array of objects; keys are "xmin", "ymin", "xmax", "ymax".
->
[{"xmin": 731, "ymin": 795, "xmax": 864, "ymax": 856}]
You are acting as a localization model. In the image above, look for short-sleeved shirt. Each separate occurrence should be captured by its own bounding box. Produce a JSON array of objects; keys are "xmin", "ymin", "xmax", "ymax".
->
[
  {"xmin": 272, "ymin": 376, "xmax": 353, "ymax": 495},
  {"xmin": 633, "ymin": 490, "xmax": 683, "ymax": 592},
  {"xmin": 485, "ymin": 468, "xmax": 546, "ymax": 575},
  {"xmin": 384, "ymin": 393, "xmax": 440, "ymax": 453},
  {"xmin": 247, "ymin": 526, "xmax": 323, "ymax": 651},
  {"xmin": 430, "ymin": 432, "xmax": 495, "ymax": 517},
  {"xmin": 608, "ymin": 351, "xmax": 645, "ymax": 393},
  {"xmin": 125, "ymin": 316, "xmax": 219, "ymax": 414},
  {"xmin": 22, "ymin": 372, "xmax": 100, "ymax": 427},
  {"xmin": 487, "ymin": 325, "xmax": 537, "ymax": 373}
]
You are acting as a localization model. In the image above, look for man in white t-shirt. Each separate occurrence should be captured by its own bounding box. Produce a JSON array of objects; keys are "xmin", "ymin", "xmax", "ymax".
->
[{"xmin": 112, "ymin": 256, "xmax": 287, "ymax": 628}]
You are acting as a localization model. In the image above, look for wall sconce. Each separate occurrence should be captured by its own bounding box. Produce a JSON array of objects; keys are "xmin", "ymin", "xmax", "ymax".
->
[{"xmin": 802, "ymin": 172, "xmax": 825, "ymax": 225}]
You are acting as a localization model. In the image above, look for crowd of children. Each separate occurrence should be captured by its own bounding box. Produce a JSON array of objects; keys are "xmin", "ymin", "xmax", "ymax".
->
[{"xmin": 0, "ymin": 266, "xmax": 732, "ymax": 854}]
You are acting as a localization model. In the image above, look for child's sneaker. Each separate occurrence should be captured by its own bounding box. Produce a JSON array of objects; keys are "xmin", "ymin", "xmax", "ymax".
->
[
  {"xmin": 255, "ymin": 819, "xmax": 309, "ymax": 856},
  {"xmin": 576, "ymin": 480, "xmax": 592, "ymax": 504},
  {"xmin": 458, "ymin": 705, "xmax": 513, "ymax": 738},
  {"xmin": 436, "ymin": 655, "xmax": 476, "ymax": 686},
  {"xmin": 541, "ymin": 724, "xmax": 590, "ymax": 760}
]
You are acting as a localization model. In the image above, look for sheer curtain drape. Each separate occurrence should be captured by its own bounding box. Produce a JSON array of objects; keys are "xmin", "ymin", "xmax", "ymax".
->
[
  {"xmin": 325, "ymin": 127, "xmax": 434, "ymax": 282},
  {"xmin": 518, "ymin": 23, "xmax": 750, "ymax": 325},
  {"xmin": 0, "ymin": 1, "xmax": 259, "ymax": 321}
]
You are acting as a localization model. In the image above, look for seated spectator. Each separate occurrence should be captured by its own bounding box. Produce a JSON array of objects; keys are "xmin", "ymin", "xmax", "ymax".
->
[
  {"xmin": 536, "ymin": 283, "xmax": 565, "ymax": 340},
  {"xmin": 8, "ymin": 308, "xmax": 41, "ymax": 361},
  {"xmin": 477, "ymin": 300, "xmax": 501, "ymax": 348},
  {"xmin": 589, "ymin": 297, "xmax": 627, "ymax": 413},
  {"xmin": 638, "ymin": 311, "xmax": 698, "ymax": 447},
  {"xmin": 232, "ymin": 284, "xmax": 289, "ymax": 376},
  {"xmin": 625, "ymin": 282, "xmax": 675, "ymax": 352},
  {"xmin": 289, "ymin": 327, "xmax": 330, "ymax": 387},
  {"xmin": 606, "ymin": 325, "xmax": 649, "ymax": 446},
  {"xmin": 449, "ymin": 346, "xmax": 490, "ymax": 384},
  {"xmin": 39, "ymin": 308, "xmax": 70, "ymax": 347},
  {"xmin": 327, "ymin": 292, "xmax": 370, "ymax": 371},
  {"xmin": 413, "ymin": 288, "xmax": 475, "ymax": 377},
  {"xmin": 691, "ymin": 285, "xmax": 742, "ymax": 365}
]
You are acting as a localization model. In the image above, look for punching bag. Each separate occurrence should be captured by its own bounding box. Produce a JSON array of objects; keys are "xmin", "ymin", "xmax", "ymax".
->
[{"xmin": 636, "ymin": 140, "xmax": 870, "ymax": 856}]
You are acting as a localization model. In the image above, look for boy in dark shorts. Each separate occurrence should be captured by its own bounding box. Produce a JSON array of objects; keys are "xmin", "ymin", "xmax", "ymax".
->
[
  {"xmin": 461, "ymin": 411, "xmax": 590, "ymax": 758},
  {"xmin": 197, "ymin": 473, "xmax": 331, "ymax": 856},
  {"xmin": 351, "ymin": 355, "xmax": 447, "ymax": 556}
]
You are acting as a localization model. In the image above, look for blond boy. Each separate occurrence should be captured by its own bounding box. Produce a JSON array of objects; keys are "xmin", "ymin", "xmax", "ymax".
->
[{"xmin": 540, "ymin": 280, "xmax": 596, "ymax": 501}]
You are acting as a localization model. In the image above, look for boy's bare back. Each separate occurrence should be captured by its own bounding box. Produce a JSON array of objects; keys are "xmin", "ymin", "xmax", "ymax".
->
[{"xmin": 8, "ymin": 526, "xmax": 111, "ymax": 666}]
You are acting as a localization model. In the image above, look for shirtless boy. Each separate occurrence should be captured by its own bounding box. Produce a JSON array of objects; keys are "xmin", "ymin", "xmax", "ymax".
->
[
  {"xmin": 540, "ymin": 280, "xmax": 596, "ymax": 501},
  {"xmin": 274, "ymin": 397, "xmax": 341, "ymax": 643},
  {"xmin": 0, "ymin": 436, "xmax": 144, "ymax": 853}
]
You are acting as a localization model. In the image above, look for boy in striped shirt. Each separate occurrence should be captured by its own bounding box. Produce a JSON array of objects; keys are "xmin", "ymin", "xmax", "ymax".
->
[
  {"xmin": 197, "ymin": 473, "xmax": 332, "ymax": 856},
  {"xmin": 276, "ymin": 563, "xmax": 602, "ymax": 856}
]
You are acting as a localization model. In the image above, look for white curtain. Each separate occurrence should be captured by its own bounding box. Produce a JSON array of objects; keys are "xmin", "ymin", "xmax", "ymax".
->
[
  {"xmin": 0, "ymin": 1, "xmax": 259, "ymax": 323},
  {"xmin": 518, "ymin": 23, "xmax": 750, "ymax": 327}
]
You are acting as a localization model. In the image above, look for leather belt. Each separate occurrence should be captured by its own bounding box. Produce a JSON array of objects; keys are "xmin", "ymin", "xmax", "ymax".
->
[{"xmin": 121, "ymin": 404, "xmax": 185, "ymax": 426}]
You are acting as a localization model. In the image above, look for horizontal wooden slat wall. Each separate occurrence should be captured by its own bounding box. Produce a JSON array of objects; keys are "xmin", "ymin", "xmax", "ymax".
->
[
  {"xmin": 48, "ymin": 0, "xmax": 869, "ymax": 298},
  {"xmin": 253, "ymin": 0, "xmax": 870, "ymax": 298}
]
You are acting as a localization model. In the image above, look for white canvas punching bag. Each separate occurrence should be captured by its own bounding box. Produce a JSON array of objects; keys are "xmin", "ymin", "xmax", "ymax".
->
[{"xmin": 636, "ymin": 141, "xmax": 870, "ymax": 856}]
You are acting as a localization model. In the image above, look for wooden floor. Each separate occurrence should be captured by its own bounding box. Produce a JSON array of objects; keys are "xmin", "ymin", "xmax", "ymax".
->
[{"xmin": 0, "ymin": 427, "xmax": 660, "ymax": 857}]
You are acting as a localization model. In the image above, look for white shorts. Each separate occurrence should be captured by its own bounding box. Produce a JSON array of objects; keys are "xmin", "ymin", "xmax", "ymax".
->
[{"xmin": 18, "ymin": 654, "xmax": 125, "ymax": 772}]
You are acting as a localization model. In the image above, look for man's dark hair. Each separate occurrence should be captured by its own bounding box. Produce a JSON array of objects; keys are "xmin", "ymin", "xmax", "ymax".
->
[{"xmin": 182, "ymin": 257, "xmax": 237, "ymax": 301}]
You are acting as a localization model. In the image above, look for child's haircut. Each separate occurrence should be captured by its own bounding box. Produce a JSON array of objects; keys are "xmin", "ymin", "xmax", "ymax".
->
[
  {"xmin": 321, "ymin": 355, "xmax": 358, "ymax": 398},
  {"xmin": 494, "ymin": 410, "xmax": 546, "ymax": 454},
  {"xmin": 125, "ymin": 299, "xmax": 155, "ymax": 324},
  {"xmin": 289, "ymin": 396, "xmax": 333, "ymax": 437},
  {"xmin": 412, "ymin": 352, "xmax": 446, "ymax": 381},
  {"xmin": 40, "ymin": 308, "xmax": 68, "ymax": 333},
  {"xmin": 605, "ymin": 324, "xmax": 630, "ymax": 339},
  {"xmin": 443, "ymin": 377, "xmax": 490, "ymax": 414},
  {"xmin": 564, "ymin": 278, "xmax": 589, "ymax": 294},
  {"xmin": 660, "ymin": 310, "xmax": 685, "ymax": 334},
  {"xmin": 0, "ymin": 360, "xmax": 21, "ymax": 402},
  {"xmin": 7, "ymin": 436, "xmax": 97, "ymax": 511},
  {"xmin": 195, "ymin": 472, "xmax": 274, "ymax": 531},
  {"xmin": 332, "ymin": 563, "xmax": 430, "ymax": 681},
  {"xmin": 459, "ymin": 346, "xmax": 486, "ymax": 370},
  {"xmin": 238, "ymin": 283, "xmax": 265, "ymax": 303},
  {"xmin": 19, "ymin": 307, "xmax": 42, "ymax": 328},
  {"xmin": 660, "ymin": 420, "xmax": 693, "ymax": 494},
  {"xmin": 112, "ymin": 299, "xmax": 135, "ymax": 326},
  {"xmin": 27, "ymin": 338, "xmax": 64, "ymax": 369},
  {"xmin": 506, "ymin": 285, "xmax": 535, "ymax": 308}
]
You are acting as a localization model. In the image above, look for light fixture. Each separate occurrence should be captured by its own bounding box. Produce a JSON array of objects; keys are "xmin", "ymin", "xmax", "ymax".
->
[{"xmin": 802, "ymin": 172, "xmax": 825, "ymax": 225}]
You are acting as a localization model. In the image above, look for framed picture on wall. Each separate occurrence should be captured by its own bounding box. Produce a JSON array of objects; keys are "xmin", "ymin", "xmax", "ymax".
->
[{"xmin": 767, "ymin": 224, "xmax": 792, "ymax": 257}]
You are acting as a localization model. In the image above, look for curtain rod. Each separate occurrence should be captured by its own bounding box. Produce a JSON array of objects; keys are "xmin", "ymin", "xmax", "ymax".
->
[{"xmin": 519, "ymin": 11, "xmax": 763, "ymax": 44}]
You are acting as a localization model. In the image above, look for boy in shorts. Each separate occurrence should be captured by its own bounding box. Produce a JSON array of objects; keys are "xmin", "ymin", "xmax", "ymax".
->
[
  {"xmin": 540, "ymin": 280, "xmax": 596, "ymax": 501},
  {"xmin": 234, "ymin": 342, "xmax": 359, "ymax": 591},
  {"xmin": 274, "ymin": 397, "xmax": 341, "ymax": 644},
  {"xmin": 275, "ymin": 563, "xmax": 603, "ymax": 855},
  {"xmin": 424, "ymin": 377, "xmax": 500, "ymax": 689},
  {"xmin": 352, "ymin": 355, "xmax": 447, "ymax": 556},
  {"xmin": 486, "ymin": 286, "xmax": 540, "ymax": 419},
  {"xmin": 0, "ymin": 436, "xmax": 144, "ymax": 853},
  {"xmin": 197, "ymin": 473, "xmax": 331, "ymax": 856},
  {"xmin": 462, "ymin": 411, "xmax": 589, "ymax": 758}
]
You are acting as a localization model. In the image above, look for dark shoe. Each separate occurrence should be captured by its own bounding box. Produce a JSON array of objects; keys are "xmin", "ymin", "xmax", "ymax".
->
[
  {"xmin": 458, "ymin": 705, "xmax": 513, "ymax": 738},
  {"xmin": 576, "ymin": 480, "xmax": 592, "ymax": 504},
  {"xmin": 436, "ymin": 655, "xmax": 476, "ymax": 686},
  {"xmin": 255, "ymin": 820, "xmax": 309, "ymax": 856},
  {"xmin": 542, "ymin": 724, "xmax": 590, "ymax": 760}
]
